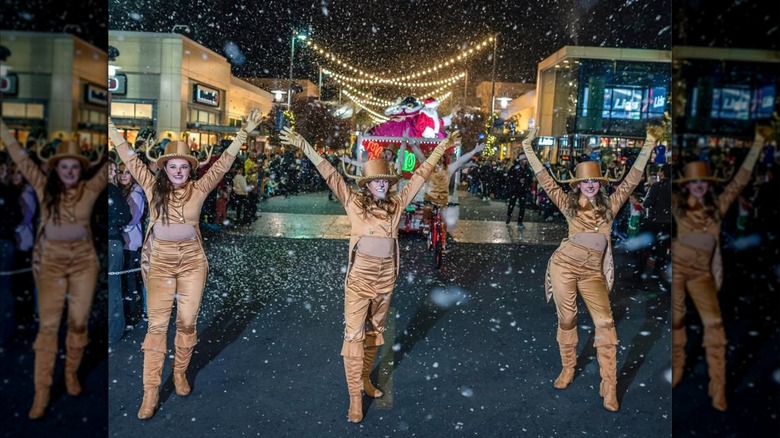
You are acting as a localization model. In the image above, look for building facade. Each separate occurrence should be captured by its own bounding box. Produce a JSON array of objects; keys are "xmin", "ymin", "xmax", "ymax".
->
[
  {"xmin": 1, "ymin": 31, "xmax": 108, "ymax": 148},
  {"xmin": 108, "ymin": 31, "xmax": 273, "ymax": 151},
  {"xmin": 535, "ymin": 46, "xmax": 671, "ymax": 165}
]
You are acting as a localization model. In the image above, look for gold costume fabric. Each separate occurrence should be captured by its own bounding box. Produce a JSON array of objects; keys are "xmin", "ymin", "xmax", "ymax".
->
[
  {"xmin": 548, "ymin": 241, "xmax": 617, "ymax": 345},
  {"xmin": 341, "ymin": 252, "xmax": 396, "ymax": 358},
  {"xmin": 145, "ymin": 237, "xmax": 208, "ymax": 335},
  {"xmin": 36, "ymin": 238, "xmax": 100, "ymax": 335}
]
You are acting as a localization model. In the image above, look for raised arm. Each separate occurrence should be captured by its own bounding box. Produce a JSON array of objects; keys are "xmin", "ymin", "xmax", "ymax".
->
[
  {"xmin": 398, "ymin": 131, "xmax": 460, "ymax": 206},
  {"xmin": 447, "ymin": 142, "xmax": 484, "ymax": 179},
  {"xmin": 279, "ymin": 127, "xmax": 354, "ymax": 204},
  {"xmin": 108, "ymin": 119, "xmax": 157, "ymax": 193},
  {"xmin": 395, "ymin": 142, "xmax": 408, "ymax": 174},
  {"xmin": 196, "ymin": 109, "xmax": 262, "ymax": 193},
  {"xmin": 1, "ymin": 120, "xmax": 46, "ymax": 192},
  {"xmin": 520, "ymin": 127, "xmax": 545, "ymax": 175},
  {"xmin": 608, "ymin": 125, "xmax": 662, "ymax": 213},
  {"xmin": 719, "ymin": 124, "xmax": 767, "ymax": 215},
  {"xmin": 409, "ymin": 141, "xmax": 427, "ymax": 164}
]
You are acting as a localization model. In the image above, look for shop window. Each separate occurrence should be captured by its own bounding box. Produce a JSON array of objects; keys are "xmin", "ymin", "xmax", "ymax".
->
[
  {"xmin": 112, "ymin": 102, "xmax": 135, "ymax": 117},
  {"xmin": 2, "ymin": 102, "xmax": 45, "ymax": 119}
]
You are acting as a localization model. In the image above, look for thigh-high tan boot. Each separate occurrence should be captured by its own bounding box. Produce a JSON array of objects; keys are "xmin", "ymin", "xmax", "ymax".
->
[
  {"xmin": 671, "ymin": 326, "xmax": 686, "ymax": 388},
  {"xmin": 343, "ymin": 356, "xmax": 364, "ymax": 423},
  {"xmin": 362, "ymin": 345, "xmax": 383, "ymax": 398},
  {"xmin": 172, "ymin": 330, "xmax": 197, "ymax": 396},
  {"xmin": 595, "ymin": 326, "xmax": 619, "ymax": 412},
  {"xmin": 554, "ymin": 326, "xmax": 578, "ymax": 389},
  {"xmin": 29, "ymin": 333, "xmax": 58, "ymax": 420},
  {"xmin": 64, "ymin": 329, "xmax": 89, "ymax": 396},
  {"xmin": 138, "ymin": 333, "xmax": 167, "ymax": 419},
  {"xmin": 704, "ymin": 324, "xmax": 728, "ymax": 411}
]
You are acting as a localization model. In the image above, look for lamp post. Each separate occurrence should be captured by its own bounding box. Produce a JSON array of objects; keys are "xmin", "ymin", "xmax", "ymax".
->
[
  {"xmin": 489, "ymin": 33, "xmax": 499, "ymax": 117},
  {"xmin": 288, "ymin": 30, "xmax": 307, "ymax": 107}
]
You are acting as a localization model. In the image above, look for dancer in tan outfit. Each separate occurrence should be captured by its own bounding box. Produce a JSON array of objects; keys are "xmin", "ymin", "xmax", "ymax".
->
[
  {"xmin": 1, "ymin": 121, "xmax": 107, "ymax": 420},
  {"xmin": 108, "ymin": 109, "xmax": 261, "ymax": 419},
  {"xmin": 521, "ymin": 125, "xmax": 660, "ymax": 411},
  {"xmin": 671, "ymin": 125, "xmax": 767, "ymax": 411},
  {"xmin": 280, "ymin": 126, "xmax": 459, "ymax": 423}
]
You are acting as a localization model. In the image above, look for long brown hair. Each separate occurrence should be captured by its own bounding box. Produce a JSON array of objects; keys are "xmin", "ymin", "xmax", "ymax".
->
[
  {"xmin": 43, "ymin": 164, "xmax": 85, "ymax": 225},
  {"xmin": 672, "ymin": 184, "xmax": 720, "ymax": 220},
  {"xmin": 354, "ymin": 189, "xmax": 398, "ymax": 219},
  {"xmin": 152, "ymin": 165, "xmax": 197, "ymax": 224},
  {"xmin": 565, "ymin": 186, "xmax": 613, "ymax": 221},
  {"xmin": 117, "ymin": 163, "xmax": 136, "ymax": 198}
]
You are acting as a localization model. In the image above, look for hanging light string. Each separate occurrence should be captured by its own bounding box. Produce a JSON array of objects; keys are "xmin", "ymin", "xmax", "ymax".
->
[
  {"xmin": 327, "ymin": 73, "xmax": 460, "ymax": 107},
  {"xmin": 343, "ymin": 89, "xmax": 454, "ymax": 119},
  {"xmin": 305, "ymin": 36, "xmax": 494, "ymax": 82},
  {"xmin": 342, "ymin": 89, "xmax": 390, "ymax": 122},
  {"xmin": 323, "ymin": 68, "xmax": 465, "ymax": 88}
]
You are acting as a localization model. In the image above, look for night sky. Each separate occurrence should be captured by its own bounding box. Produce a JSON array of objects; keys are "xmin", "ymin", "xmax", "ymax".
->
[{"xmin": 105, "ymin": 0, "xmax": 671, "ymax": 88}]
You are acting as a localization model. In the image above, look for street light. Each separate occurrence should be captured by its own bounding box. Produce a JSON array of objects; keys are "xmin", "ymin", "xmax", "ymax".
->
[{"xmin": 288, "ymin": 30, "xmax": 307, "ymax": 107}]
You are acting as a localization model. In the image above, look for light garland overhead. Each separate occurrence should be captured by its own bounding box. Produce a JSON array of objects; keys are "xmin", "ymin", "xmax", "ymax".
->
[
  {"xmin": 323, "ymin": 68, "xmax": 465, "ymax": 88},
  {"xmin": 341, "ymin": 89, "xmax": 390, "ymax": 123},
  {"xmin": 305, "ymin": 36, "xmax": 494, "ymax": 82},
  {"xmin": 328, "ymin": 74, "xmax": 458, "ymax": 108}
]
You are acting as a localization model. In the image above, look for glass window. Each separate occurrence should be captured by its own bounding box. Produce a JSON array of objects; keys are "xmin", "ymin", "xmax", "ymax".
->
[
  {"xmin": 135, "ymin": 104, "xmax": 153, "ymax": 119},
  {"xmin": 2, "ymin": 102, "xmax": 27, "ymax": 117},
  {"xmin": 27, "ymin": 104, "xmax": 45, "ymax": 119},
  {"xmin": 112, "ymin": 102, "xmax": 135, "ymax": 117}
]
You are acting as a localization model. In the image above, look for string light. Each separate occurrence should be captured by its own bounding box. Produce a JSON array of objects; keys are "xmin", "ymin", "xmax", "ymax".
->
[
  {"xmin": 323, "ymin": 68, "xmax": 465, "ymax": 88},
  {"xmin": 327, "ymin": 73, "xmax": 460, "ymax": 108},
  {"xmin": 305, "ymin": 36, "xmax": 493, "ymax": 82}
]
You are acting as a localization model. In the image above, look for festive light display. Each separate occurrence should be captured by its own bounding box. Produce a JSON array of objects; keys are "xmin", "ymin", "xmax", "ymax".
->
[{"xmin": 305, "ymin": 36, "xmax": 494, "ymax": 82}]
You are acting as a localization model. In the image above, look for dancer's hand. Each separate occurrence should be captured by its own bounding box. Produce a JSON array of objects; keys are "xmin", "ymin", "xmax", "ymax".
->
[
  {"xmin": 279, "ymin": 127, "xmax": 309, "ymax": 150},
  {"xmin": 472, "ymin": 143, "xmax": 486, "ymax": 154},
  {"xmin": 0, "ymin": 120, "xmax": 17, "ymax": 147},
  {"xmin": 522, "ymin": 127, "xmax": 538, "ymax": 152},
  {"xmin": 645, "ymin": 124, "xmax": 664, "ymax": 145},
  {"xmin": 243, "ymin": 108, "xmax": 263, "ymax": 132},
  {"xmin": 108, "ymin": 118, "xmax": 127, "ymax": 148}
]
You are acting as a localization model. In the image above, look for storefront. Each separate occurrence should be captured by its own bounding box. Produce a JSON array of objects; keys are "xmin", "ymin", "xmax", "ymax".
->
[
  {"xmin": 535, "ymin": 46, "xmax": 672, "ymax": 167},
  {"xmin": 108, "ymin": 31, "xmax": 273, "ymax": 152},
  {"xmin": 1, "ymin": 32, "xmax": 107, "ymax": 148},
  {"xmin": 672, "ymin": 46, "xmax": 779, "ymax": 161}
]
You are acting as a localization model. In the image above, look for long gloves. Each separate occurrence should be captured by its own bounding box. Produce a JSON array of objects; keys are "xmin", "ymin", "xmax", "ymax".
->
[
  {"xmin": 632, "ymin": 124, "xmax": 663, "ymax": 171},
  {"xmin": 741, "ymin": 124, "xmax": 771, "ymax": 172},
  {"xmin": 279, "ymin": 127, "xmax": 324, "ymax": 166},
  {"xmin": 424, "ymin": 131, "xmax": 460, "ymax": 167},
  {"xmin": 226, "ymin": 108, "xmax": 262, "ymax": 156},
  {"xmin": 520, "ymin": 127, "xmax": 544, "ymax": 174}
]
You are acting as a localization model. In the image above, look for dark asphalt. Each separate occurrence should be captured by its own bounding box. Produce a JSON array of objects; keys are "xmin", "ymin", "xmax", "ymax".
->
[{"xmin": 98, "ymin": 233, "xmax": 671, "ymax": 437}]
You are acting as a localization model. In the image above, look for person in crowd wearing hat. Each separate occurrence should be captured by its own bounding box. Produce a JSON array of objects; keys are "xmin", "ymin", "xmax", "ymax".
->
[
  {"xmin": 521, "ymin": 124, "xmax": 661, "ymax": 412},
  {"xmin": 670, "ymin": 125, "xmax": 768, "ymax": 412},
  {"xmin": 0, "ymin": 121, "xmax": 108, "ymax": 420},
  {"xmin": 505, "ymin": 152, "xmax": 534, "ymax": 227},
  {"xmin": 279, "ymin": 126, "xmax": 459, "ymax": 424},
  {"xmin": 107, "ymin": 108, "xmax": 262, "ymax": 420}
]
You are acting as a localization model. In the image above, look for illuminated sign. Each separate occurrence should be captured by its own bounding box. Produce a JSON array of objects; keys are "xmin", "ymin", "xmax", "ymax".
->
[
  {"xmin": 402, "ymin": 153, "xmax": 417, "ymax": 172},
  {"xmin": 538, "ymin": 136, "xmax": 554, "ymax": 146},
  {"xmin": 193, "ymin": 84, "xmax": 220, "ymax": 107},
  {"xmin": 0, "ymin": 73, "xmax": 18, "ymax": 95},
  {"xmin": 108, "ymin": 73, "xmax": 127, "ymax": 95},
  {"xmin": 85, "ymin": 84, "xmax": 108, "ymax": 106}
]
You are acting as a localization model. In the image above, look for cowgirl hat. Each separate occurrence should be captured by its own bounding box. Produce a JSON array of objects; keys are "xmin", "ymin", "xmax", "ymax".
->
[
  {"xmin": 143, "ymin": 136, "xmax": 212, "ymax": 169},
  {"xmin": 555, "ymin": 161, "xmax": 620, "ymax": 188},
  {"xmin": 343, "ymin": 158, "xmax": 400, "ymax": 188},
  {"xmin": 675, "ymin": 161, "xmax": 726, "ymax": 184}
]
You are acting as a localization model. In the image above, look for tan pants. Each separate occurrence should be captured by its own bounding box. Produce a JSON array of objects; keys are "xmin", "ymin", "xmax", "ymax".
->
[
  {"xmin": 671, "ymin": 241, "xmax": 724, "ymax": 334},
  {"xmin": 33, "ymin": 238, "xmax": 98, "ymax": 389},
  {"xmin": 548, "ymin": 241, "xmax": 616, "ymax": 345},
  {"xmin": 341, "ymin": 252, "xmax": 396, "ymax": 358},
  {"xmin": 36, "ymin": 238, "xmax": 99, "ymax": 336},
  {"xmin": 145, "ymin": 238, "xmax": 207, "ymax": 335}
]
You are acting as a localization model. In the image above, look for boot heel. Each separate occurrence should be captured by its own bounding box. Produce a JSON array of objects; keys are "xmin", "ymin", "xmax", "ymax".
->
[
  {"xmin": 137, "ymin": 390, "xmax": 159, "ymax": 420},
  {"xmin": 28, "ymin": 388, "xmax": 50, "ymax": 420},
  {"xmin": 347, "ymin": 394, "xmax": 363, "ymax": 423}
]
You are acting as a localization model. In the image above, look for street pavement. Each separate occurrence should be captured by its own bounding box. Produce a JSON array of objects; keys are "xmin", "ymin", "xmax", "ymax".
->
[{"xmin": 2, "ymin": 188, "xmax": 775, "ymax": 437}]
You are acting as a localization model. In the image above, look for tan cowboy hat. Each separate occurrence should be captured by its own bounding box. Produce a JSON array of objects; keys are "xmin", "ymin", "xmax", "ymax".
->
[
  {"xmin": 355, "ymin": 158, "xmax": 400, "ymax": 188},
  {"xmin": 47, "ymin": 141, "xmax": 90, "ymax": 168},
  {"xmin": 156, "ymin": 141, "xmax": 199, "ymax": 169},
  {"xmin": 557, "ymin": 161, "xmax": 616, "ymax": 188},
  {"xmin": 675, "ymin": 161, "xmax": 725, "ymax": 184}
]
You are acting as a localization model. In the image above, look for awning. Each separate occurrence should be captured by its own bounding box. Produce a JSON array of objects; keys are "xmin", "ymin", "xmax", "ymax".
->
[{"xmin": 186, "ymin": 123, "xmax": 262, "ymax": 136}]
